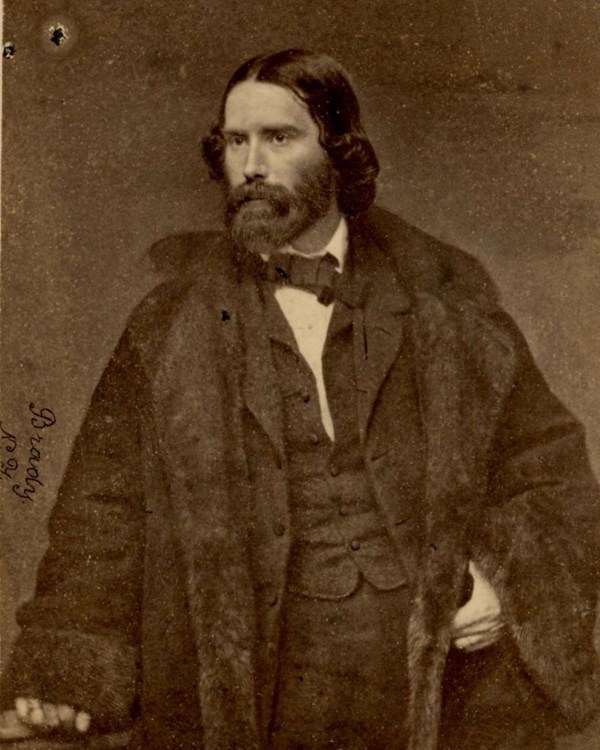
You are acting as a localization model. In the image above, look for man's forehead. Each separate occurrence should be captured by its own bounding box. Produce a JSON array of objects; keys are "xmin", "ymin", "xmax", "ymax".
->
[{"xmin": 223, "ymin": 80, "xmax": 315, "ymax": 131}]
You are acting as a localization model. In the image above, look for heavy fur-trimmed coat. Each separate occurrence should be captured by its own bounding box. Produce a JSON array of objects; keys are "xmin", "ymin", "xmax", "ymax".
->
[{"xmin": 2, "ymin": 207, "xmax": 599, "ymax": 749}]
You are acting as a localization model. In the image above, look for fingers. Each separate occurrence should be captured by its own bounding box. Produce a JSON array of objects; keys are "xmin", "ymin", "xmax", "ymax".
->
[
  {"xmin": 453, "ymin": 598, "xmax": 501, "ymax": 628},
  {"xmin": 15, "ymin": 698, "xmax": 37, "ymax": 722},
  {"xmin": 452, "ymin": 611, "xmax": 503, "ymax": 638},
  {"xmin": 452, "ymin": 628, "xmax": 503, "ymax": 652},
  {"xmin": 0, "ymin": 708, "xmax": 35, "ymax": 740},
  {"xmin": 451, "ymin": 617, "xmax": 504, "ymax": 639},
  {"xmin": 453, "ymin": 562, "xmax": 502, "ymax": 630},
  {"xmin": 75, "ymin": 712, "xmax": 91, "ymax": 733},
  {"xmin": 57, "ymin": 704, "xmax": 76, "ymax": 728},
  {"xmin": 14, "ymin": 698, "xmax": 91, "ymax": 734},
  {"xmin": 41, "ymin": 704, "xmax": 60, "ymax": 728},
  {"xmin": 453, "ymin": 610, "xmax": 501, "ymax": 632},
  {"xmin": 452, "ymin": 594, "xmax": 502, "ymax": 631}
]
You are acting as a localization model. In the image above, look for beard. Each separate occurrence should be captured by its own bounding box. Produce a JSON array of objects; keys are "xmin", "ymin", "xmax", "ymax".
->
[{"xmin": 224, "ymin": 159, "xmax": 337, "ymax": 258}]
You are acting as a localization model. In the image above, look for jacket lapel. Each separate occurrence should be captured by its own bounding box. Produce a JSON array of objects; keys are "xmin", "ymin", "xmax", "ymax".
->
[
  {"xmin": 238, "ymin": 274, "xmax": 286, "ymax": 465},
  {"xmin": 349, "ymin": 225, "xmax": 412, "ymax": 444}
]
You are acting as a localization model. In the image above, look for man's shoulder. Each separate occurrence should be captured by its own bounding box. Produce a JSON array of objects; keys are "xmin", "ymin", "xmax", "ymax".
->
[
  {"xmin": 147, "ymin": 229, "xmax": 232, "ymax": 279},
  {"xmin": 135, "ymin": 228, "xmax": 234, "ymax": 312},
  {"xmin": 123, "ymin": 229, "xmax": 233, "ymax": 360},
  {"xmin": 357, "ymin": 206, "xmax": 501, "ymax": 310}
]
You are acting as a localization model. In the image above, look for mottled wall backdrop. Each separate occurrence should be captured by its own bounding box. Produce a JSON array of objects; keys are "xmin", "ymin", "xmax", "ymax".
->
[{"xmin": 1, "ymin": 1, "xmax": 599, "ymax": 746}]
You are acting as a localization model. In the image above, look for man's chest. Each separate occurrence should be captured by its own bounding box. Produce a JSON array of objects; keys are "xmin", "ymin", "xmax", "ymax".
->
[{"xmin": 264, "ymin": 286, "xmax": 357, "ymax": 441}]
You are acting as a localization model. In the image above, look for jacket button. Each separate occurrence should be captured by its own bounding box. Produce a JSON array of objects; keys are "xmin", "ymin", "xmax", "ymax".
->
[
  {"xmin": 309, "ymin": 433, "xmax": 320, "ymax": 445},
  {"xmin": 339, "ymin": 506, "xmax": 349, "ymax": 516},
  {"xmin": 302, "ymin": 392, "xmax": 311, "ymax": 403},
  {"xmin": 350, "ymin": 540, "xmax": 361, "ymax": 551},
  {"xmin": 268, "ymin": 593, "xmax": 279, "ymax": 607},
  {"xmin": 330, "ymin": 464, "xmax": 340, "ymax": 477},
  {"xmin": 274, "ymin": 522, "xmax": 286, "ymax": 536}
]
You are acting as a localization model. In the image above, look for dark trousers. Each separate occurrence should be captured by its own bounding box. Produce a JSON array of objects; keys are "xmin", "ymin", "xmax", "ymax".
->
[
  {"xmin": 439, "ymin": 641, "xmax": 557, "ymax": 750},
  {"xmin": 270, "ymin": 579, "xmax": 412, "ymax": 750}
]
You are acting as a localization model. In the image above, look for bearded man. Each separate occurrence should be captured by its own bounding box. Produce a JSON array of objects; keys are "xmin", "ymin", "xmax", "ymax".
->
[{"xmin": 1, "ymin": 49, "xmax": 599, "ymax": 750}]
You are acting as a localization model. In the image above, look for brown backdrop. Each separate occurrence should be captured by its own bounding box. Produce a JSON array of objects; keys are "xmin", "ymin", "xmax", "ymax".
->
[{"xmin": 1, "ymin": 2, "xmax": 599, "ymax": 746}]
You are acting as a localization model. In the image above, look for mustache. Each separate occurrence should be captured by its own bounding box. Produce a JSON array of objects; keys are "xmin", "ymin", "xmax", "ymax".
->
[{"xmin": 226, "ymin": 182, "xmax": 293, "ymax": 216}]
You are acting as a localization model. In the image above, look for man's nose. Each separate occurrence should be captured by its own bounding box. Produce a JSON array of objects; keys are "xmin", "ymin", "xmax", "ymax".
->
[{"xmin": 243, "ymin": 140, "xmax": 267, "ymax": 181}]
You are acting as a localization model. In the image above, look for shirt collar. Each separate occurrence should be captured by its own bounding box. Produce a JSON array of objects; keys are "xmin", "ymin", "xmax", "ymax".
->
[{"xmin": 264, "ymin": 216, "xmax": 349, "ymax": 272}]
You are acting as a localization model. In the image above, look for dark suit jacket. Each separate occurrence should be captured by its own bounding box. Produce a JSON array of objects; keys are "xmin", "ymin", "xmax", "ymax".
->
[{"xmin": 2, "ymin": 207, "xmax": 599, "ymax": 750}]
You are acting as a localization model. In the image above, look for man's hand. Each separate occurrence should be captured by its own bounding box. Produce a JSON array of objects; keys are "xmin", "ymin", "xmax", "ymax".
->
[
  {"xmin": 451, "ymin": 561, "xmax": 503, "ymax": 652},
  {"xmin": 14, "ymin": 697, "xmax": 91, "ymax": 734}
]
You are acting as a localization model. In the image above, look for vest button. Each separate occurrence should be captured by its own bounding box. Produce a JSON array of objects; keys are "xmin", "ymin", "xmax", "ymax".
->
[
  {"xmin": 268, "ymin": 593, "xmax": 279, "ymax": 607},
  {"xmin": 302, "ymin": 392, "xmax": 311, "ymax": 403},
  {"xmin": 339, "ymin": 506, "xmax": 349, "ymax": 516},
  {"xmin": 309, "ymin": 433, "xmax": 320, "ymax": 445},
  {"xmin": 350, "ymin": 540, "xmax": 361, "ymax": 551},
  {"xmin": 274, "ymin": 522, "xmax": 286, "ymax": 536},
  {"xmin": 330, "ymin": 465, "xmax": 340, "ymax": 477}
]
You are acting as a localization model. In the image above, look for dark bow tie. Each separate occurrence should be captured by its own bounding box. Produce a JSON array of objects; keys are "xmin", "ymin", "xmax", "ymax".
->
[{"xmin": 263, "ymin": 252, "xmax": 340, "ymax": 305}]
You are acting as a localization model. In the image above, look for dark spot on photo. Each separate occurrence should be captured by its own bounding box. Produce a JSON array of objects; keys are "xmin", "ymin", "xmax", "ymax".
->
[{"xmin": 50, "ymin": 25, "xmax": 66, "ymax": 47}]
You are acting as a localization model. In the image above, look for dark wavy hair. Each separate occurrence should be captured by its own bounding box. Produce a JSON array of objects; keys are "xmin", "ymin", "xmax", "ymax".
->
[{"xmin": 201, "ymin": 49, "xmax": 379, "ymax": 215}]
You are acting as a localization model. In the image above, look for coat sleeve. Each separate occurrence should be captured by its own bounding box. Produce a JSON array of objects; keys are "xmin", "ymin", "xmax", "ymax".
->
[
  {"xmin": 0, "ymin": 329, "xmax": 148, "ymax": 731},
  {"xmin": 474, "ymin": 310, "xmax": 600, "ymax": 728}
]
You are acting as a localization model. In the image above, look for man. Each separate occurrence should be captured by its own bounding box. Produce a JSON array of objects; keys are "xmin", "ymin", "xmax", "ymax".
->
[{"xmin": 1, "ymin": 49, "xmax": 599, "ymax": 750}]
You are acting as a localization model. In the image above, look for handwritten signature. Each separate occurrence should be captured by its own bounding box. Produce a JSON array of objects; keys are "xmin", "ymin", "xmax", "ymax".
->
[{"xmin": 0, "ymin": 404, "xmax": 56, "ymax": 501}]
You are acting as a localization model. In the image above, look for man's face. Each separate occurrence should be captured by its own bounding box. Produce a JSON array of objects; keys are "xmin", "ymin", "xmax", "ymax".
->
[{"xmin": 222, "ymin": 80, "xmax": 336, "ymax": 256}]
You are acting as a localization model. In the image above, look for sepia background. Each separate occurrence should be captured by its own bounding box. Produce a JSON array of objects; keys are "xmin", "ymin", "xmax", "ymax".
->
[{"xmin": 1, "ymin": 1, "xmax": 599, "ymax": 746}]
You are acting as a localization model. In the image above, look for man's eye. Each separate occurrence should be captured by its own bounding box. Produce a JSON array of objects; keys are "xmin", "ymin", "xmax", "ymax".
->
[
  {"xmin": 271, "ymin": 133, "xmax": 289, "ymax": 145},
  {"xmin": 227, "ymin": 135, "xmax": 246, "ymax": 147}
]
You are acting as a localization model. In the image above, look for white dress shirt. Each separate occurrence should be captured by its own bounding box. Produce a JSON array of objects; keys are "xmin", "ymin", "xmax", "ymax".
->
[{"xmin": 270, "ymin": 217, "xmax": 348, "ymax": 441}]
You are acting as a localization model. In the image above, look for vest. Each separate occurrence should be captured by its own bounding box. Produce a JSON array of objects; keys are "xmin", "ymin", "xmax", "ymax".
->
[{"xmin": 267, "ymin": 287, "xmax": 410, "ymax": 599}]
